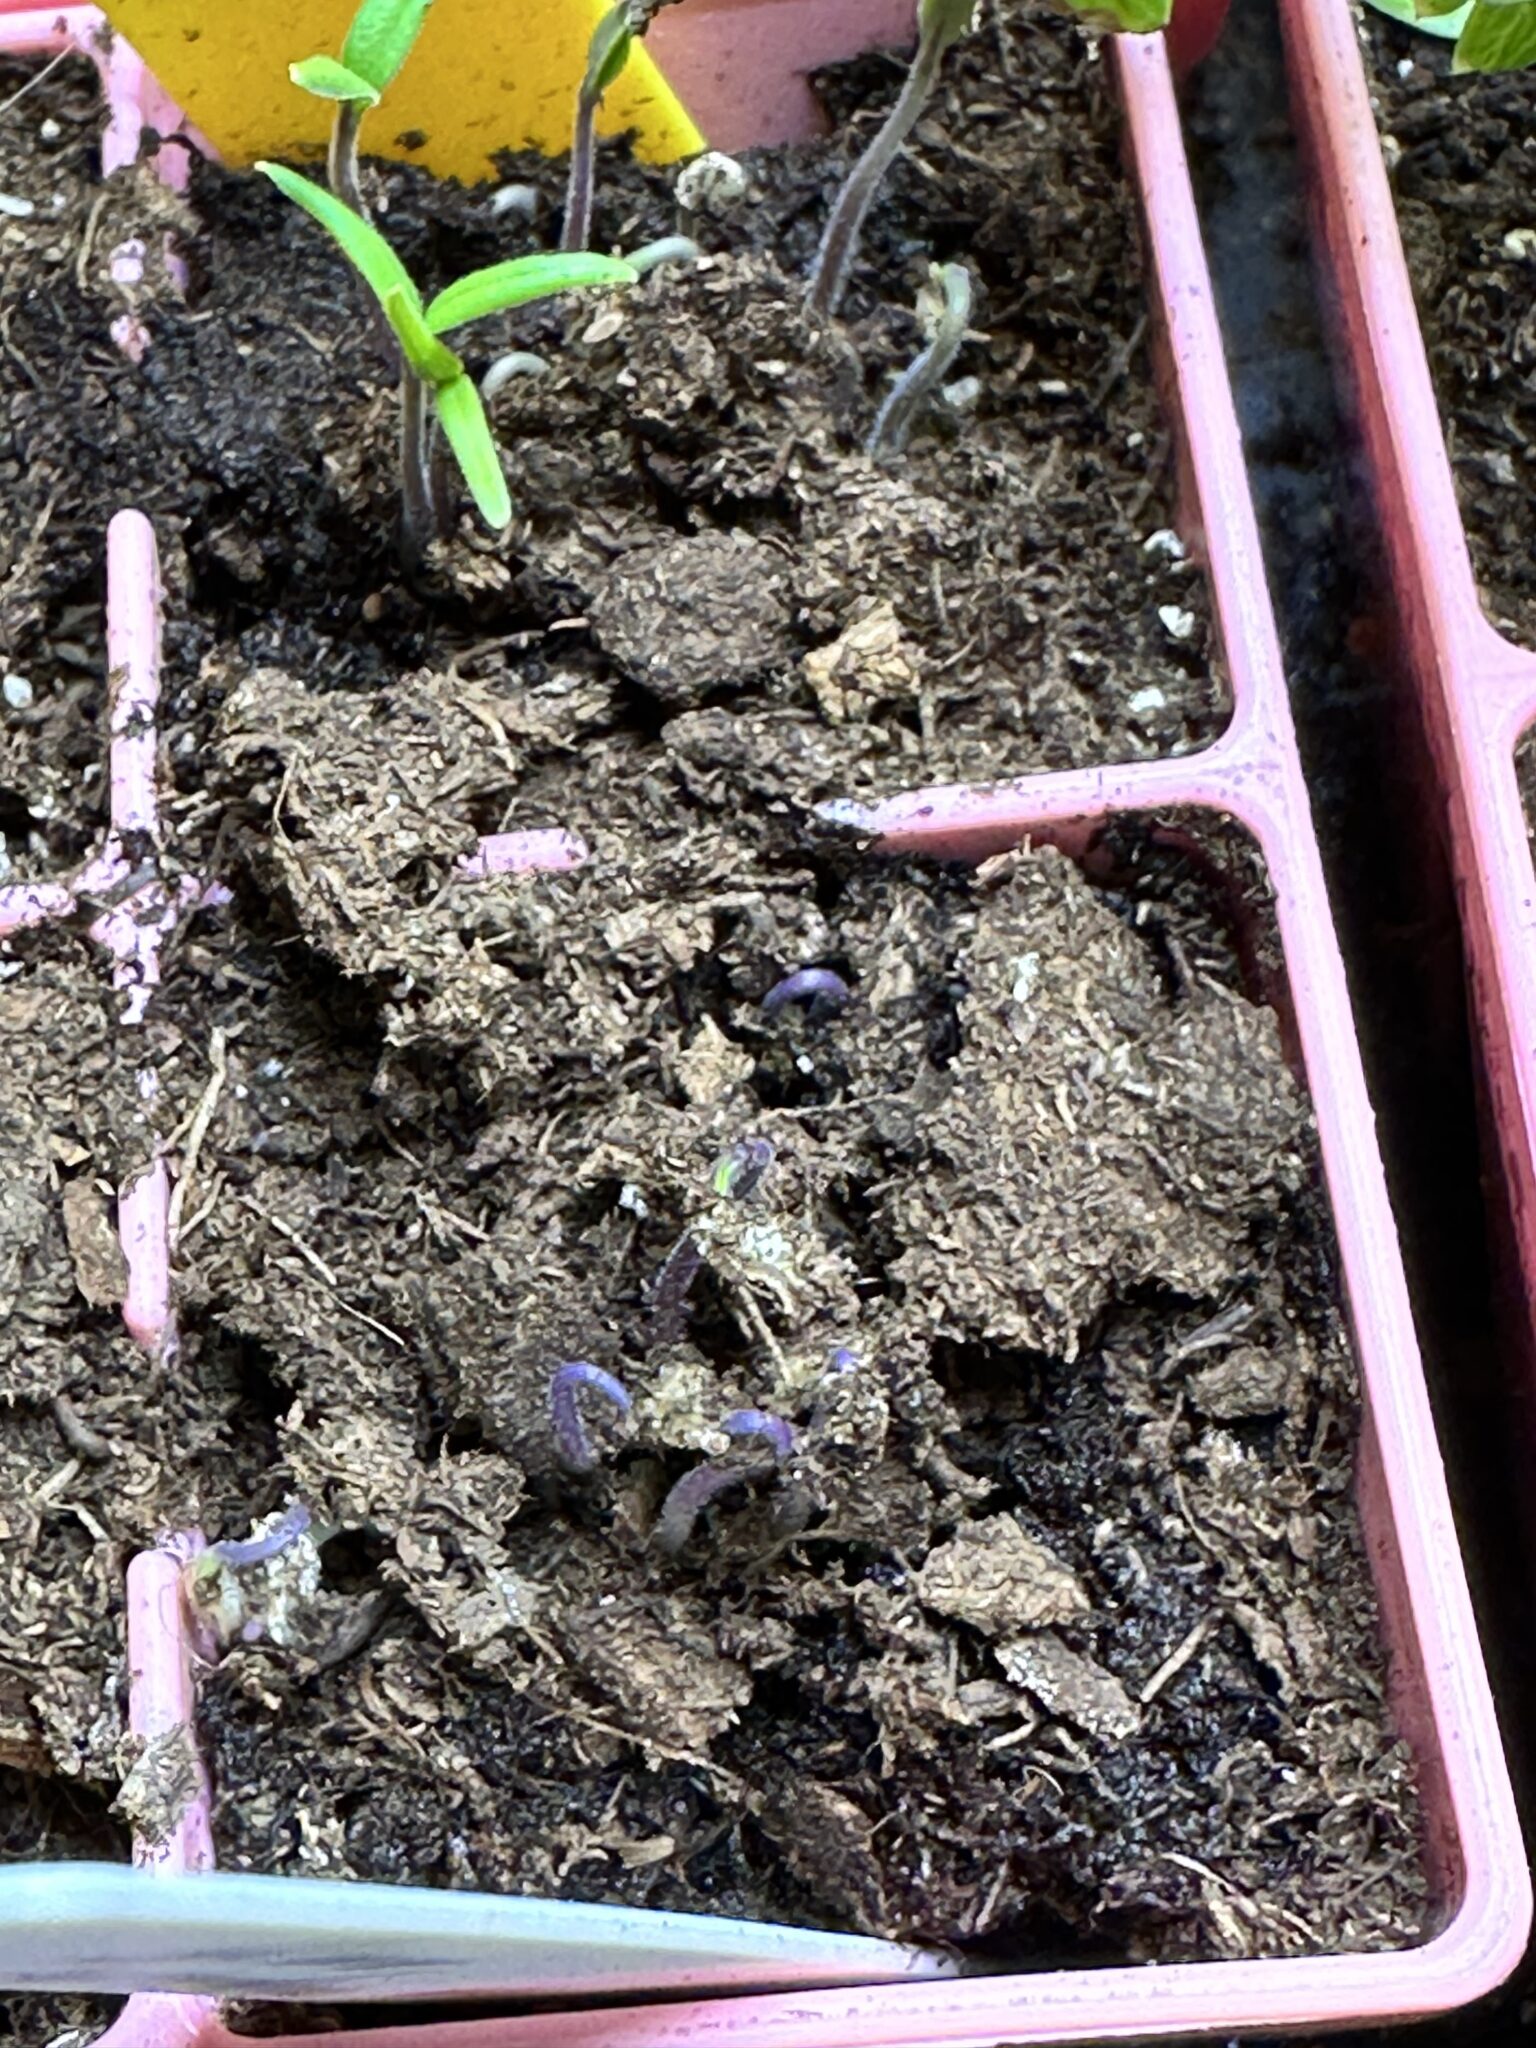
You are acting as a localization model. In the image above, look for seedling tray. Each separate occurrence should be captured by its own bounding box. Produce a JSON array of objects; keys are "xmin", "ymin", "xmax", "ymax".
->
[
  {"xmin": 1274, "ymin": 0, "xmax": 1536, "ymax": 1377},
  {"xmin": 0, "ymin": 6, "xmax": 1525, "ymax": 2046}
]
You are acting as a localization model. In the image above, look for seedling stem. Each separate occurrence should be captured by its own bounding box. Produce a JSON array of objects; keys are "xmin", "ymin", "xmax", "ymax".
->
[
  {"xmin": 806, "ymin": 0, "xmax": 974, "ymax": 320},
  {"xmin": 868, "ymin": 262, "xmax": 974, "ymax": 454},
  {"xmin": 561, "ymin": 2, "xmax": 635, "ymax": 252}
]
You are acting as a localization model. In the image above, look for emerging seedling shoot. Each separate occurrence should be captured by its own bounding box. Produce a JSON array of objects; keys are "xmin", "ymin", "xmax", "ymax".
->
[
  {"xmin": 762, "ymin": 967, "xmax": 851, "ymax": 1016},
  {"xmin": 806, "ymin": 0, "xmax": 1172, "ymax": 317},
  {"xmin": 868, "ymin": 262, "xmax": 974, "ymax": 454},
  {"xmin": 561, "ymin": 0, "xmax": 683, "ymax": 251},
  {"xmin": 550, "ymin": 1361, "xmax": 633, "ymax": 1472},
  {"xmin": 652, "ymin": 1409, "xmax": 796, "ymax": 1555},
  {"xmin": 182, "ymin": 1503, "xmax": 317, "ymax": 1652},
  {"xmin": 650, "ymin": 1138, "xmax": 775, "ymax": 1346},
  {"xmin": 290, "ymin": 0, "xmax": 434, "ymax": 217},
  {"xmin": 258, "ymin": 162, "xmax": 635, "ymax": 566},
  {"xmin": 805, "ymin": 0, "xmax": 976, "ymax": 320}
]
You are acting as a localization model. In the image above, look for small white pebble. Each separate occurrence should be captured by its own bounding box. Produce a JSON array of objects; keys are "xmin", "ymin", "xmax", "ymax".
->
[
  {"xmin": 618, "ymin": 1182, "xmax": 649, "ymax": 1219},
  {"xmin": 942, "ymin": 374, "xmax": 982, "ymax": 412},
  {"xmin": 1396, "ymin": 56, "xmax": 1415, "ymax": 77},
  {"xmin": 1503, "ymin": 227, "xmax": 1536, "ymax": 260},
  {"xmin": 1010, "ymin": 952, "xmax": 1040, "ymax": 1003},
  {"xmin": 2, "ymin": 673, "xmax": 34, "ymax": 709},
  {"xmin": 1158, "ymin": 604, "xmax": 1197, "ymax": 641},
  {"xmin": 258, "ymin": 1057, "xmax": 285, "ymax": 1079},
  {"xmin": 233, "ymin": 1084, "xmax": 249, "ymax": 1100},
  {"xmin": 1128, "ymin": 685, "xmax": 1167, "ymax": 715},
  {"xmin": 795, "ymin": 1052, "xmax": 815, "ymax": 1075},
  {"xmin": 1143, "ymin": 527, "xmax": 1187, "ymax": 560},
  {"xmin": 1127, "ymin": 429, "xmax": 1144, "ymax": 449},
  {"xmin": 39, "ymin": 117, "xmax": 61, "ymax": 142},
  {"xmin": 0, "ymin": 193, "xmax": 34, "ymax": 219},
  {"xmin": 1037, "ymin": 378, "xmax": 1070, "ymax": 397},
  {"xmin": 489, "ymin": 183, "xmax": 541, "ymax": 220}
]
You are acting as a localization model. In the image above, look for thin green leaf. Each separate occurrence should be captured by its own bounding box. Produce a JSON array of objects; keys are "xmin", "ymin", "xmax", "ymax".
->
[
  {"xmin": 425, "ymin": 253, "xmax": 638, "ymax": 334},
  {"xmin": 288, "ymin": 55, "xmax": 380, "ymax": 103},
  {"xmin": 434, "ymin": 373, "xmax": 511, "ymax": 529},
  {"xmin": 342, "ymin": 0, "xmax": 435, "ymax": 92},
  {"xmin": 384, "ymin": 285, "xmax": 462, "ymax": 385},
  {"xmin": 257, "ymin": 161, "xmax": 422, "ymax": 320},
  {"xmin": 1452, "ymin": 0, "xmax": 1536, "ymax": 67},
  {"xmin": 1051, "ymin": 0, "xmax": 1172, "ymax": 29},
  {"xmin": 1362, "ymin": 0, "xmax": 1466, "ymax": 31}
]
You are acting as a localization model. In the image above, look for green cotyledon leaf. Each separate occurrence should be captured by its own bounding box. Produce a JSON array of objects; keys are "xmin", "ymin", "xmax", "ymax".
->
[
  {"xmin": 584, "ymin": 5, "xmax": 636, "ymax": 97},
  {"xmin": 341, "ymin": 0, "xmax": 435, "ymax": 92},
  {"xmin": 1052, "ymin": 0, "xmax": 1172, "ymax": 29},
  {"xmin": 1362, "ymin": 0, "xmax": 1468, "ymax": 37},
  {"xmin": 257, "ymin": 161, "xmax": 421, "ymax": 316},
  {"xmin": 383, "ymin": 285, "xmax": 462, "ymax": 385},
  {"xmin": 425, "ymin": 252, "xmax": 638, "ymax": 334},
  {"xmin": 434, "ymin": 372, "xmax": 511, "ymax": 529},
  {"xmin": 289, "ymin": 55, "xmax": 380, "ymax": 103},
  {"xmin": 917, "ymin": 0, "xmax": 978, "ymax": 49},
  {"xmin": 1453, "ymin": 0, "xmax": 1536, "ymax": 68}
]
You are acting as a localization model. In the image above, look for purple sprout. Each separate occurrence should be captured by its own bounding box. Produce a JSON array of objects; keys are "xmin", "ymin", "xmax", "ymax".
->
[
  {"xmin": 712, "ymin": 1137, "xmax": 775, "ymax": 1198},
  {"xmin": 652, "ymin": 1407, "xmax": 794, "ymax": 1555},
  {"xmin": 649, "ymin": 1139, "xmax": 776, "ymax": 1347},
  {"xmin": 762, "ymin": 969, "xmax": 851, "ymax": 1018},
  {"xmin": 722, "ymin": 1409, "xmax": 796, "ymax": 1458},
  {"xmin": 549, "ymin": 1361, "xmax": 633, "ymax": 1473},
  {"xmin": 207, "ymin": 1502, "xmax": 312, "ymax": 1568},
  {"xmin": 828, "ymin": 1347, "xmax": 860, "ymax": 1373},
  {"xmin": 182, "ymin": 1502, "xmax": 315, "ymax": 1654}
]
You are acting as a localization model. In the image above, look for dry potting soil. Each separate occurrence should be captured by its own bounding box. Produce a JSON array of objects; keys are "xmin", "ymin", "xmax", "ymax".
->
[{"xmin": 0, "ymin": 7, "xmax": 1425, "ymax": 2038}]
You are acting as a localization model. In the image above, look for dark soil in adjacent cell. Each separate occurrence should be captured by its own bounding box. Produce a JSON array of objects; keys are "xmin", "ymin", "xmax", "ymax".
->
[
  {"xmin": 1365, "ymin": 9, "xmax": 1536, "ymax": 650},
  {"xmin": 0, "ymin": 4, "xmax": 1427, "ymax": 2032}
]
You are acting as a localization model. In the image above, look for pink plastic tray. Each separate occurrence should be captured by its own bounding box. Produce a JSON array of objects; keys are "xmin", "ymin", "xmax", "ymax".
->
[
  {"xmin": 0, "ymin": 6, "xmax": 1527, "ymax": 2045},
  {"xmin": 1276, "ymin": 0, "xmax": 1536, "ymax": 1377}
]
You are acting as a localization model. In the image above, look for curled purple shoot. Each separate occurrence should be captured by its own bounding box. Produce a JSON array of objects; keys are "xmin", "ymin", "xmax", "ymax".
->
[
  {"xmin": 550, "ymin": 1360, "xmax": 632, "ymax": 1473},
  {"xmin": 762, "ymin": 968, "xmax": 851, "ymax": 1019},
  {"xmin": 653, "ymin": 1412, "xmax": 793, "ymax": 1555},
  {"xmin": 722, "ymin": 1409, "xmax": 795, "ymax": 1458},
  {"xmin": 712, "ymin": 1137, "xmax": 775, "ymax": 1199},
  {"xmin": 650, "ymin": 1141, "xmax": 775, "ymax": 1347},
  {"xmin": 652, "ymin": 1461, "xmax": 753, "ymax": 1556},
  {"xmin": 648, "ymin": 1235, "xmax": 705, "ymax": 1349},
  {"xmin": 207, "ymin": 1503, "xmax": 312, "ymax": 1570}
]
